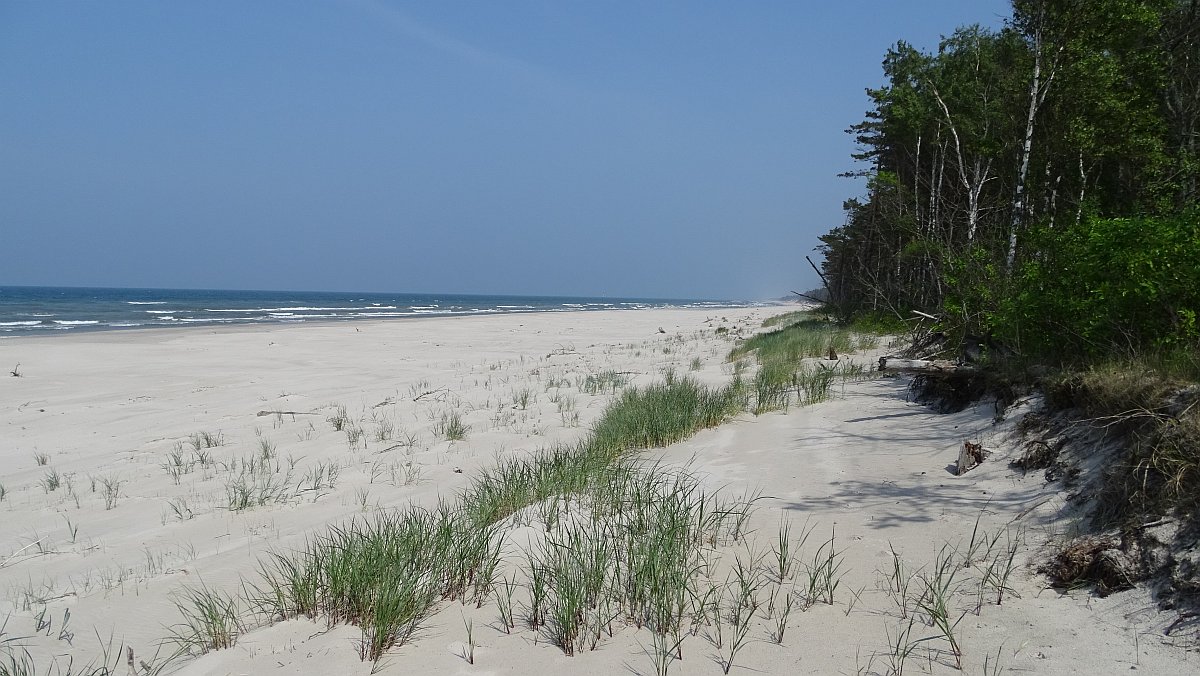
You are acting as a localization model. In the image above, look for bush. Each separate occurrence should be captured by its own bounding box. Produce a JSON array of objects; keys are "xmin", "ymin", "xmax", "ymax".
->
[{"xmin": 991, "ymin": 213, "xmax": 1200, "ymax": 359}]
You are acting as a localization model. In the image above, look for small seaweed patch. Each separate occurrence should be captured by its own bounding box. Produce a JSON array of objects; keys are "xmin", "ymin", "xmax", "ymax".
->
[{"xmin": 1041, "ymin": 536, "xmax": 1139, "ymax": 595}]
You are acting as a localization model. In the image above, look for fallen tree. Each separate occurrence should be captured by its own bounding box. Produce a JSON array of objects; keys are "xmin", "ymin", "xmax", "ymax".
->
[{"xmin": 878, "ymin": 356, "xmax": 975, "ymax": 374}]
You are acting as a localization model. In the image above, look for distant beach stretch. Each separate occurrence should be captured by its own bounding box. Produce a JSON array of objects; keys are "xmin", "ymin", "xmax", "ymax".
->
[{"xmin": 0, "ymin": 286, "xmax": 760, "ymax": 335}]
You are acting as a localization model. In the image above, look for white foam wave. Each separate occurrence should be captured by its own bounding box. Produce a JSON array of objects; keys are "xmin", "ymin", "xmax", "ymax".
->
[
  {"xmin": 0, "ymin": 321, "xmax": 41, "ymax": 327},
  {"xmin": 54, "ymin": 320, "xmax": 100, "ymax": 326},
  {"xmin": 127, "ymin": 301, "xmax": 168, "ymax": 305},
  {"xmin": 205, "ymin": 306, "xmax": 398, "ymax": 313}
]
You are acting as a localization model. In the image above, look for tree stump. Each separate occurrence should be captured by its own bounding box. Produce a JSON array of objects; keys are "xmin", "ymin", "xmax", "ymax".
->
[{"xmin": 956, "ymin": 440, "xmax": 987, "ymax": 475}]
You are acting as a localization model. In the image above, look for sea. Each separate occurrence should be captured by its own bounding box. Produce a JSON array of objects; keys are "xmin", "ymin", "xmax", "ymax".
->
[{"xmin": 0, "ymin": 286, "xmax": 760, "ymax": 336}]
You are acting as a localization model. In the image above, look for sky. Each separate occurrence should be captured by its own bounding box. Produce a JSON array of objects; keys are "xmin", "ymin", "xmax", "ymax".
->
[{"xmin": 0, "ymin": 1, "xmax": 1010, "ymax": 300}]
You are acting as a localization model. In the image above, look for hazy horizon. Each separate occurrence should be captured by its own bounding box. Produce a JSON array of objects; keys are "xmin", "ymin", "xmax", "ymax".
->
[{"xmin": 0, "ymin": 282, "xmax": 746, "ymax": 302}]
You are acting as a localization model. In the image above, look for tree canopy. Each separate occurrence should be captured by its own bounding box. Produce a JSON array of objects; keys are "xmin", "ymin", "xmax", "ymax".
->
[{"xmin": 821, "ymin": 0, "xmax": 1200, "ymax": 359}]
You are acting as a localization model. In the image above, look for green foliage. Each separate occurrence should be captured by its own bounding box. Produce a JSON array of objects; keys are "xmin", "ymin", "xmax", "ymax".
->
[
  {"xmin": 822, "ymin": 0, "xmax": 1197, "ymax": 351},
  {"xmin": 847, "ymin": 311, "xmax": 908, "ymax": 335},
  {"xmin": 992, "ymin": 214, "xmax": 1200, "ymax": 358}
]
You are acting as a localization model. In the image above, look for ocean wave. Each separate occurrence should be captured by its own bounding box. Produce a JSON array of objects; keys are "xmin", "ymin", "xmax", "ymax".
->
[
  {"xmin": 1, "ymin": 292, "xmax": 756, "ymax": 335},
  {"xmin": 204, "ymin": 306, "xmax": 399, "ymax": 313}
]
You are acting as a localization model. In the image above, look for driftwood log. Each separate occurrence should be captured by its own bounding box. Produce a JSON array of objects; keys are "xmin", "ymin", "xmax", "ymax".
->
[{"xmin": 878, "ymin": 356, "xmax": 975, "ymax": 374}]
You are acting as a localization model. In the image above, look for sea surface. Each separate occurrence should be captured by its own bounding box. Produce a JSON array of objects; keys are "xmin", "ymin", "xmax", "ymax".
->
[{"xmin": 0, "ymin": 286, "xmax": 758, "ymax": 336}]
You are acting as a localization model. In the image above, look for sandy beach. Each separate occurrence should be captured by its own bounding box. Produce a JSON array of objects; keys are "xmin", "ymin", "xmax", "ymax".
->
[{"xmin": 1, "ymin": 308, "xmax": 1193, "ymax": 675}]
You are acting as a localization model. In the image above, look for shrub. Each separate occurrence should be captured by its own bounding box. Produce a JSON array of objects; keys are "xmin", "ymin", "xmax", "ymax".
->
[{"xmin": 992, "ymin": 213, "xmax": 1200, "ymax": 360}]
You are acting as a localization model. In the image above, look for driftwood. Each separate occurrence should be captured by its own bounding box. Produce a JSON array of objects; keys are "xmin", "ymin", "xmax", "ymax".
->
[
  {"xmin": 956, "ymin": 441, "xmax": 988, "ymax": 475},
  {"xmin": 878, "ymin": 357, "xmax": 974, "ymax": 374},
  {"xmin": 255, "ymin": 410, "xmax": 319, "ymax": 417},
  {"xmin": 412, "ymin": 387, "xmax": 450, "ymax": 402},
  {"xmin": 790, "ymin": 290, "xmax": 826, "ymax": 305}
]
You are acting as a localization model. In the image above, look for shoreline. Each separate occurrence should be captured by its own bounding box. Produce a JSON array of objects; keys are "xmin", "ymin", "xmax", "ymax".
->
[
  {"xmin": 0, "ymin": 304, "xmax": 775, "ymax": 341},
  {"xmin": 0, "ymin": 285, "xmax": 776, "ymax": 340},
  {"xmin": 0, "ymin": 306, "xmax": 770, "ymax": 348}
]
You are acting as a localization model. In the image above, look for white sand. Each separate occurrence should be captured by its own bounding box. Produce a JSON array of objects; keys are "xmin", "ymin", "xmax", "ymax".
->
[{"xmin": 0, "ymin": 308, "xmax": 1192, "ymax": 675}]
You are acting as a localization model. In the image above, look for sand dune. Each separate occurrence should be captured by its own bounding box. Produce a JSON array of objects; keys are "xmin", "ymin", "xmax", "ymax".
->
[{"xmin": 0, "ymin": 308, "xmax": 1191, "ymax": 674}]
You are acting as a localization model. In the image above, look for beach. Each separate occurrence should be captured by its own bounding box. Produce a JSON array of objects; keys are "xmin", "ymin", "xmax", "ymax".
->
[{"xmin": 1, "ymin": 307, "xmax": 1192, "ymax": 675}]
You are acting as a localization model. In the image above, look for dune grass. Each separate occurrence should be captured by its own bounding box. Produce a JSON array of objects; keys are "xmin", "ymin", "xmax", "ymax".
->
[
  {"xmin": 729, "ymin": 314, "xmax": 865, "ymax": 365},
  {"xmin": 434, "ymin": 411, "xmax": 469, "ymax": 441},
  {"xmin": 252, "ymin": 374, "xmax": 749, "ymax": 663},
  {"xmin": 734, "ymin": 312, "xmax": 877, "ymax": 414},
  {"xmin": 580, "ymin": 369, "xmax": 628, "ymax": 395},
  {"xmin": 760, "ymin": 310, "xmax": 812, "ymax": 328},
  {"xmin": 186, "ymin": 327, "xmax": 880, "ymax": 665},
  {"xmin": 240, "ymin": 328, "xmax": 878, "ymax": 664},
  {"xmin": 168, "ymin": 584, "xmax": 245, "ymax": 657},
  {"xmin": 254, "ymin": 503, "xmax": 497, "ymax": 661},
  {"xmin": 529, "ymin": 460, "xmax": 753, "ymax": 656},
  {"xmin": 1042, "ymin": 359, "xmax": 1200, "ymax": 529}
]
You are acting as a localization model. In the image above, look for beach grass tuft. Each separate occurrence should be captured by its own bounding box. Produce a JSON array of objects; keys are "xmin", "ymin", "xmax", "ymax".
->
[
  {"xmin": 434, "ymin": 411, "xmax": 469, "ymax": 441},
  {"xmin": 167, "ymin": 583, "xmax": 245, "ymax": 657},
  {"xmin": 581, "ymin": 370, "xmax": 628, "ymax": 395}
]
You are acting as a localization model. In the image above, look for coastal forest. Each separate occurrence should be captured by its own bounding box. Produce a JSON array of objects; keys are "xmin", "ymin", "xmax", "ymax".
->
[
  {"xmin": 816, "ymin": 0, "xmax": 1200, "ymax": 603},
  {"xmin": 820, "ymin": 0, "xmax": 1199, "ymax": 365}
]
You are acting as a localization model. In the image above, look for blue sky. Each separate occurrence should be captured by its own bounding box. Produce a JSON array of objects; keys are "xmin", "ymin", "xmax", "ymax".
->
[{"xmin": 0, "ymin": 1, "xmax": 1009, "ymax": 300}]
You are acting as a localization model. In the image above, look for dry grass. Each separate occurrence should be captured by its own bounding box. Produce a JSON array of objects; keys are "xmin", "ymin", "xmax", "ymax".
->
[{"xmin": 1042, "ymin": 360, "xmax": 1200, "ymax": 528}]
